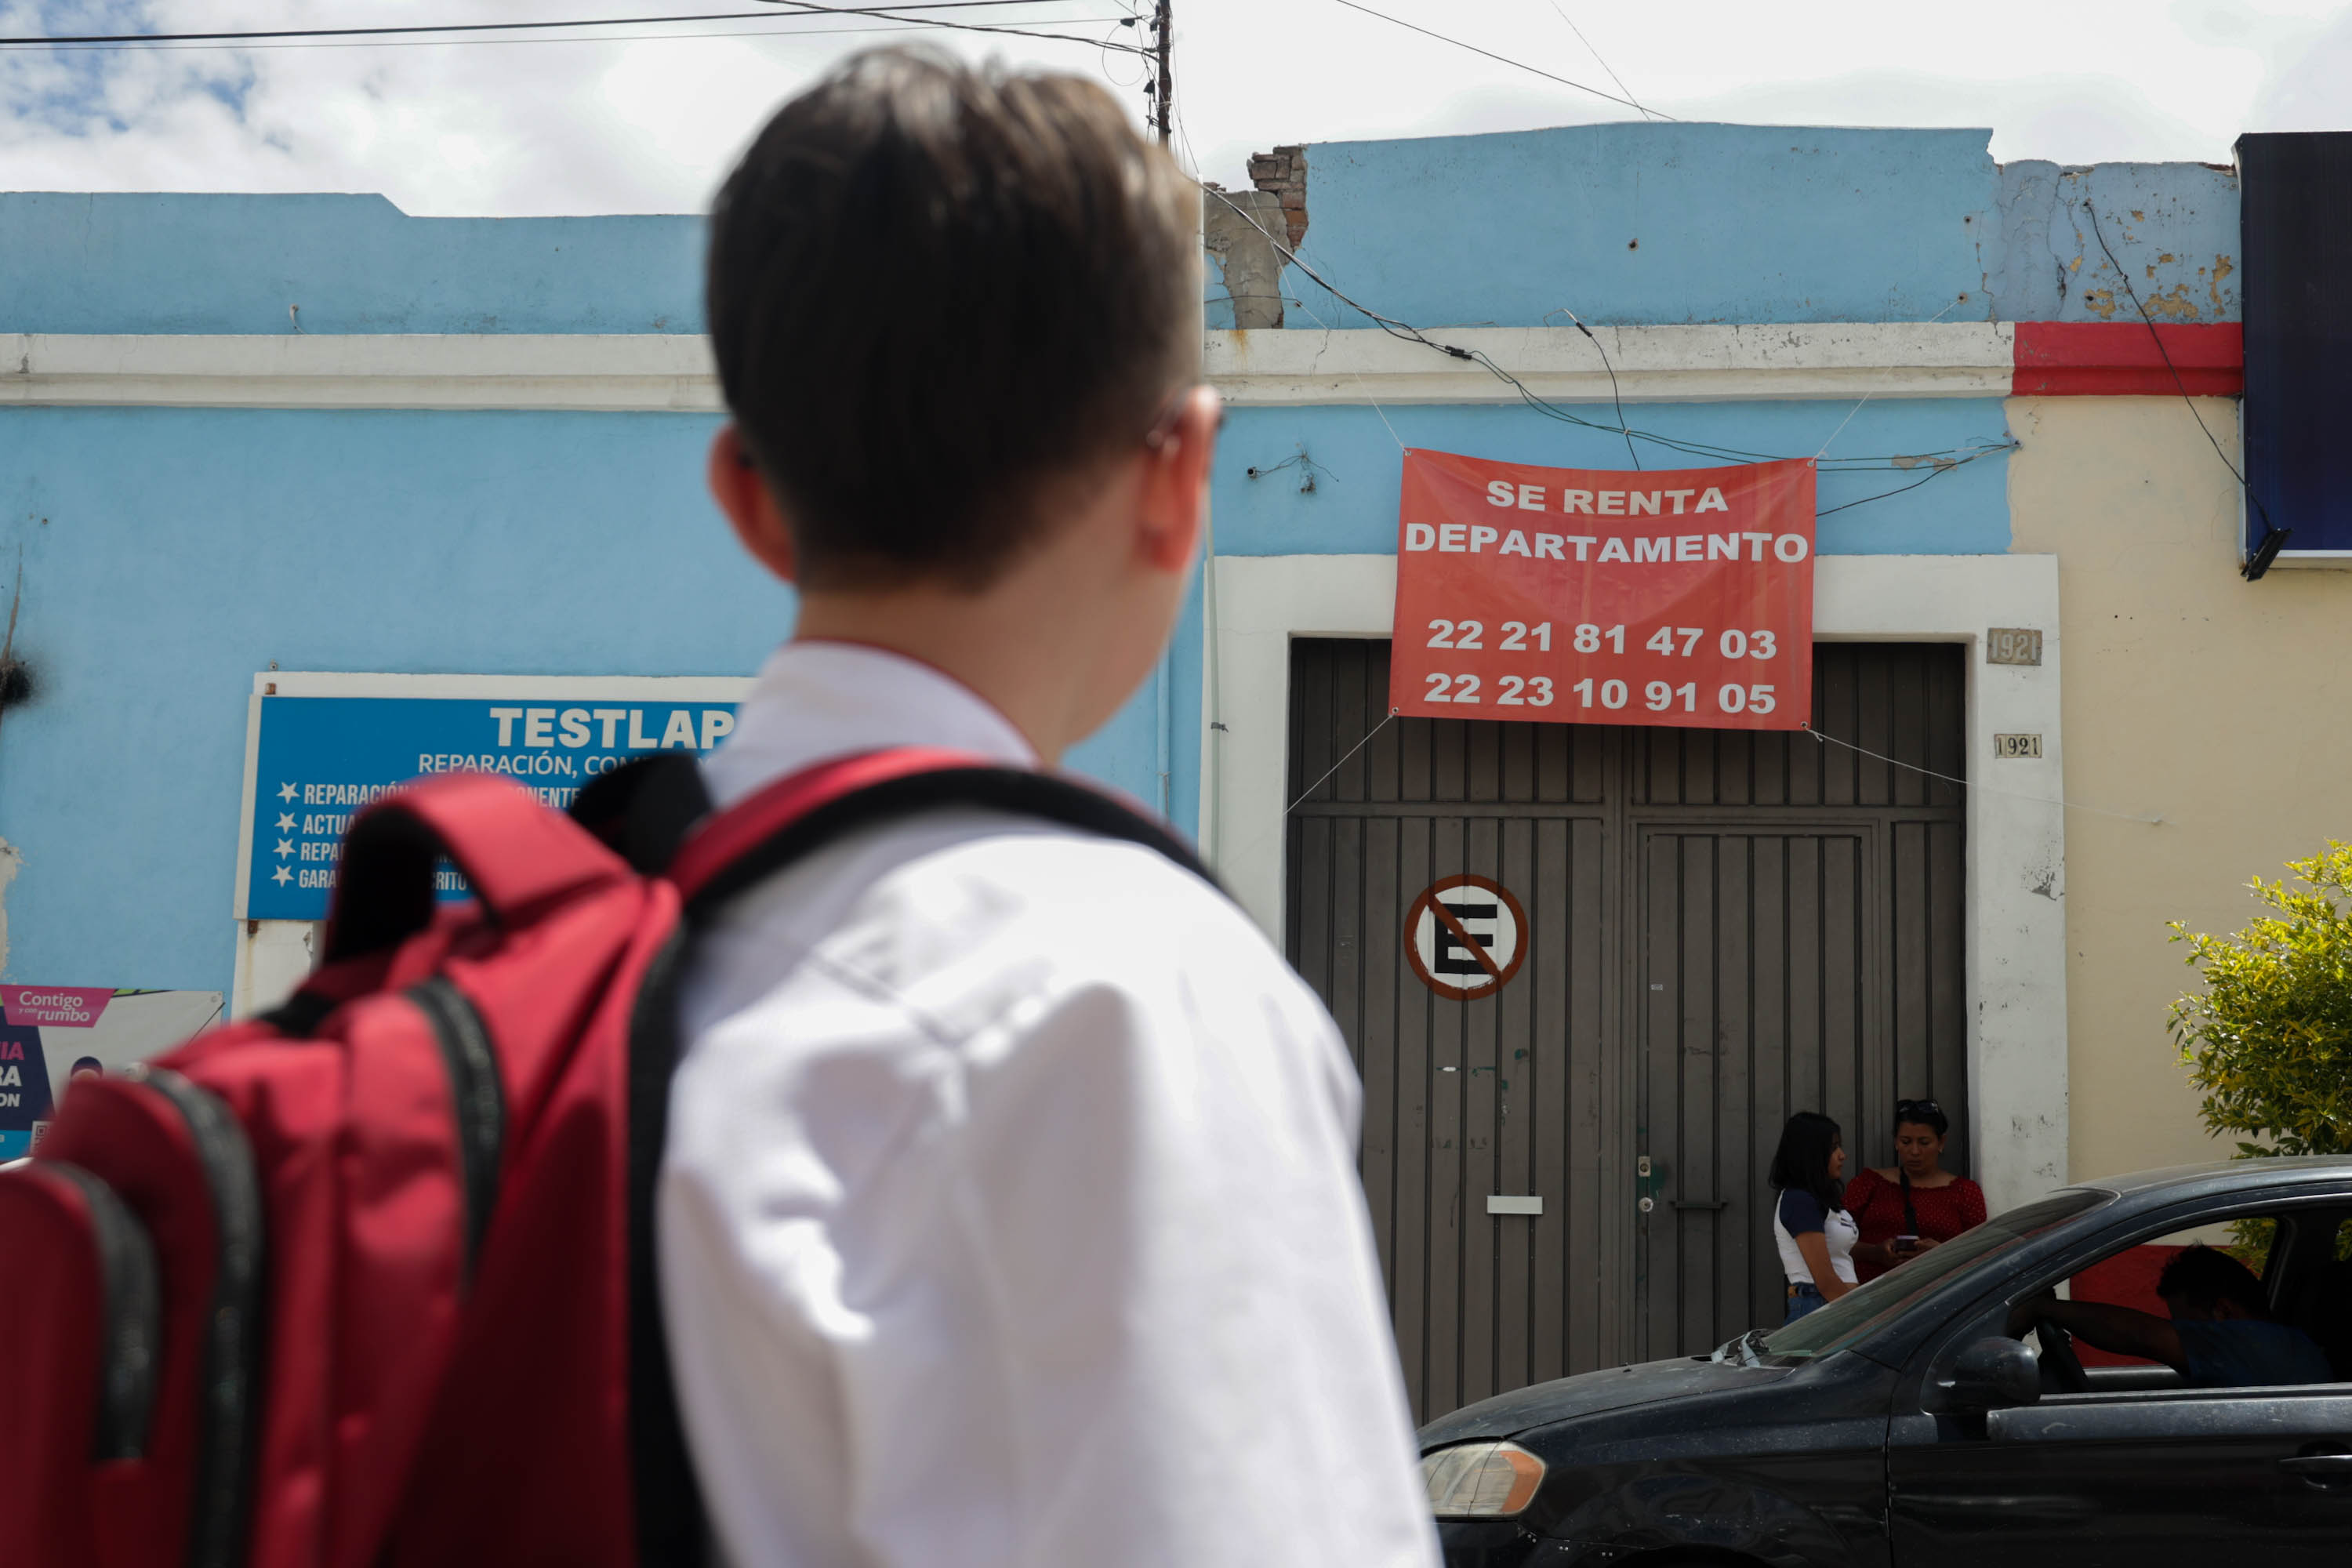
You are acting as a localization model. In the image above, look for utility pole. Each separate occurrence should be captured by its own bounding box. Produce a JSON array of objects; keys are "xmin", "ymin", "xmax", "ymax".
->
[{"xmin": 1151, "ymin": 0, "xmax": 1172, "ymax": 146}]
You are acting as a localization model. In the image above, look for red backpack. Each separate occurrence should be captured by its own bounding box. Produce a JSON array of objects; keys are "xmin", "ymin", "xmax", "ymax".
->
[{"xmin": 0, "ymin": 748, "xmax": 1208, "ymax": 1568}]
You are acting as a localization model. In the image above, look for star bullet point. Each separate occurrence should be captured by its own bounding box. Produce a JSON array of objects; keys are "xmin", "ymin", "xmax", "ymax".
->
[
  {"xmin": 276, "ymin": 813, "xmax": 297, "ymax": 832},
  {"xmin": 278, "ymin": 782, "xmax": 299, "ymax": 803},
  {"xmin": 274, "ymin": 839, "xmax": 296, "ymax": 858},
  {"xmin": 271, "ymin": 865, "xmax": 293, "ymax": 886}
]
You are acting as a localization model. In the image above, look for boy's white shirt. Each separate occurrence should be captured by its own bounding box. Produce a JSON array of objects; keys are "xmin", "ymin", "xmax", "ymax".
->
[{"xmin": 659, "ymin": 639, "xmax": 1441, "ymax": 1568}]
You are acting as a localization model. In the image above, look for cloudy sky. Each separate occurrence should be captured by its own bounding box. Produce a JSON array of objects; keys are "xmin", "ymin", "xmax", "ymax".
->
[{"xmin": 5, "ymin": 0, "xmax": 2352, "ymax": 216}]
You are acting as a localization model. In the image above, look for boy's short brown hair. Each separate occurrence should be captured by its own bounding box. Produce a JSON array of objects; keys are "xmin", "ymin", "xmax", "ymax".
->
[{"xmin": 706, "ymin": 49, "xmax": 1200, "ymax": 590}]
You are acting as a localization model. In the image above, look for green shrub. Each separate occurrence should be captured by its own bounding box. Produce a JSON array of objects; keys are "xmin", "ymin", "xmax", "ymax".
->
[
  {"xmin": 2169, "ymin": 841, "xmax": 2352, "ymax": 1161},
  {"xmin": 2170, "ymin": 844, "xmax": 2352, "ymax": 1265}
]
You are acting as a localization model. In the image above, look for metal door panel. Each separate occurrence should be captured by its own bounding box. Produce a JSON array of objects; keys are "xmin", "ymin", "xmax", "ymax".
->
[
  {"xmin": 1286, "ymin": 638, "xmax": 1965, "ymax": 1418},
  {"xmin": 1637, "ymin": 826, "xmax": 1878, "ymax": 1359}
]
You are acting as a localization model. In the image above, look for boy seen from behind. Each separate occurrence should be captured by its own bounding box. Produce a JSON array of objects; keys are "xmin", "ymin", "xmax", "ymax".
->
[{"xmin": 659, "ymin": 48, "xmax": 1441, "ymax": 1567}]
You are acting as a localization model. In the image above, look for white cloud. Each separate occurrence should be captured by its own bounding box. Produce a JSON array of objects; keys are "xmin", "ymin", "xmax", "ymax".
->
[{"xmin": 4, "ymin": 0, "xmax": 2351, "ymax": 215}]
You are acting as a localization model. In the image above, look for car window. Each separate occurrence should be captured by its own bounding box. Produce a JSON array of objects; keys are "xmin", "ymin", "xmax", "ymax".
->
[
  {"xmin": 2067, "ymin": 1220, "xmax": 2264, "ymax": 1370},
  {"xmin": 1760, "ymin": 1190, "xmax": 2110, "ymax": 1360},
  {"xmin": 2020, "ymin": 1203, "xmax": 2352, "ymax": 1394}
]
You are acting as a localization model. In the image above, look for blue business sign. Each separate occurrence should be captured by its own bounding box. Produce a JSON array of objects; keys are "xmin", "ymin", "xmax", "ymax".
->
[{"xmin": 240, "ymin": 677, "xmax": 749, "ymax": 922}]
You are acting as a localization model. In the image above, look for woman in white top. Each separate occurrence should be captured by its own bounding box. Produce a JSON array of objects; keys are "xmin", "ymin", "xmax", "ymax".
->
[{"xmin": 1768, "ymin": 1111, "xmax": 1860, "ymax": 1323}]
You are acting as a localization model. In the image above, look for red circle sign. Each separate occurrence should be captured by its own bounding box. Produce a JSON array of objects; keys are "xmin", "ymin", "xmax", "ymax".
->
[{"xmin": 1403, "ymin": 875, "xmax": 1529, "ymax": 999}]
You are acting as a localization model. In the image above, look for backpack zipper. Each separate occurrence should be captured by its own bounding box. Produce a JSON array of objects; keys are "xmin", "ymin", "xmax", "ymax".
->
[
  {"xmin": 405, "ymin": 978, "xmax": 507, "ymax": 1282},
  {"xmin": 136, "ymin": 1068, "xmax": 264, "ymax": 1568},
  {"xmin": 39, "ymin": 1161, "xmax": 162, "ymax": 1461}
]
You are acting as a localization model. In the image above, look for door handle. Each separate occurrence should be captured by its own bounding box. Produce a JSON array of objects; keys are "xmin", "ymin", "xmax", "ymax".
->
[{"xmin": 2278, "ymin": 1453, "xmax": 2352, "ymax": 1486}]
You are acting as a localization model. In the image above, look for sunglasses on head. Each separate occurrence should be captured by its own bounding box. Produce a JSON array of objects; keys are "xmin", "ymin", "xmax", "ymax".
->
[{"xmin": 1896, "ymin": 1099, "xmax": 1942, "ymax": 1119}]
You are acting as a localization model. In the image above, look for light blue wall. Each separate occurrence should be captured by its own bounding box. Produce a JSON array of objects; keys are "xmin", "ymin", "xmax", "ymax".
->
[
  {"xmin": 2, "ymin": 129, "xmax": 2251, "ymax": 994},
  {"xmin": 0, "ymin": 408, "xmax": 1167, "ymax": 992},
  {"xmin": 1210, "ymin": 401, "xmax": 2012, "ymax": 558},
  {"xmin": 0, "ymin": 194, "xmax": 704, "ymax": 334},
  {"xmin": 1286, "ymin": 125, "xmax": 2001, "ymax": 328}
]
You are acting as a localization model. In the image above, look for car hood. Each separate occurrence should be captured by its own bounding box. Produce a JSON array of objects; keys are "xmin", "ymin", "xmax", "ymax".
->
[{"xmin": 1417, "ymin": 1355, "xmax": 1792, "ymax": 1447}]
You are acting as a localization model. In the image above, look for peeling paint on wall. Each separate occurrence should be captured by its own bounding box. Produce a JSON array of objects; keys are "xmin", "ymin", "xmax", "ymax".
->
[{"xmin": 1988, "ymin": 160, "xmax": 2240, "ymax": 325}]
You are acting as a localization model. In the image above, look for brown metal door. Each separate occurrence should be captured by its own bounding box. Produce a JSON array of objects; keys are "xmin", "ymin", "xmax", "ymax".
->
[
  {"xmin": 1285, "ymin": 638, "xmax": 1966, "ymax": 1417},
  {"xmin": 1635, "ymin": 826, "xmax": 1871, "ymax": 1356},
  {"xmin": 1286, "ymin": 638, "xmax": 1627, "ymax": 1421}
]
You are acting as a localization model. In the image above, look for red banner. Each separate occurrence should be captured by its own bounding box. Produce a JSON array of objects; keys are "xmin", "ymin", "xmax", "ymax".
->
[{"xmin": 1388, "ymin": 450, "xmax": 1815, "ymax": 730}]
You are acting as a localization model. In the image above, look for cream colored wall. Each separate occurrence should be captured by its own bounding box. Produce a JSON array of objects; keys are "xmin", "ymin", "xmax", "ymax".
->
[{"xmin": 2007, "ymin": 395, "xmax": 2352, "ymax": 1183}]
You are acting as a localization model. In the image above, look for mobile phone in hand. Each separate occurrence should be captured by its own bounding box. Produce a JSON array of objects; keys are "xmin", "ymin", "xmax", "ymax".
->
[{"xmin": 1893, "ymin": 1234, "xmax": 1920, "ymax": 1254}]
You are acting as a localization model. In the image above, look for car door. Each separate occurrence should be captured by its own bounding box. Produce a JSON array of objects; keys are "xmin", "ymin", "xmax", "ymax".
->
[
  {"xmin": 1889, "ymin": 1388, "xmax": 2352, "ymax": 1568},
  {"xmin": 1886, "ymin": 1203, "xmax": 2352, "ymax": 1568}
]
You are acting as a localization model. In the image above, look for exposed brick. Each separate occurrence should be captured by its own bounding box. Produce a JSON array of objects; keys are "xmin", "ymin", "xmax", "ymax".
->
[{"xmin": 1247, "ymin": 144, "xmax": 1308, "ymax": 249}]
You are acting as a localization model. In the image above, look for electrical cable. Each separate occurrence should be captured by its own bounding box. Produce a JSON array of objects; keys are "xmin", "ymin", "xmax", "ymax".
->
[
  {"xmin": 17, "ymin": 17, "xmax": 1140, "ymax": 54},
  {"xmin": 0, "ymin": 2, "xmax": 1152, "ymax": 56},
  {"xmin": 1534, "ymin": 0, "xmax": 1653, "ymax": 120},
  {"xmin": 1812, "ymin": 464, "xmax": 1953, "ymax": 518},
  {"xmin": 1813, "ymin": 293, "xmax": 1966, "ymax": 461},
  {"xmin": 1202, "ymin": 186, "xmax": 2016, "ymax": 478},
  {"xmin": 1332, "ymin": 0, "xmax": 1667, "ymax": 119},
  {"xmin": 2080, "ymin": 201, "xmax": 2287, "ymax": 578},
  {"xmin": 1550, "ymin": 307, "xmax": 1639, "ymax": 469},
  {"xmin": 1806, "ymin": 728, "xmax": 2162, "ymax": 826},
  {"xmin": 1287, "ymin": 291, "xmax": 1410, "ymax": 451}
]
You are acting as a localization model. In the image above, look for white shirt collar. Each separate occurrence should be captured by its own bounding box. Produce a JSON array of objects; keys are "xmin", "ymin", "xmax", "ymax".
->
[{"xmin": 701, "ymin": 639, "xmax": 1039, "ymax": 809}]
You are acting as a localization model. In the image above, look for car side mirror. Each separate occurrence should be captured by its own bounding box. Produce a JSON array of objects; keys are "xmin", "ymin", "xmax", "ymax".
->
[{"xmin": 1945, "ymin": 1338, "xmax": 2042, "ymax": 1410}]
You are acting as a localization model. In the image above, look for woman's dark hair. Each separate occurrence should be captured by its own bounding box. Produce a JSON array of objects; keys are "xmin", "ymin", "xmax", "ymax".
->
[
  {"xmin": 1769, "ymin": 1111, "xmax": 1845, "ymax": 1213},
  {"xmin": 1893, "ymin": 1097, "xmax": 1948, "ymax": 1137}
]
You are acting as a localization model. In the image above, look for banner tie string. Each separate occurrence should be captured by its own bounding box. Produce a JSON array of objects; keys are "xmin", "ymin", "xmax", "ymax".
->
[
  {"xmin": 1806, "ymin": 727, "xmax": 2161, "ymax": 825},
  {"xmin": 1287, "ymin": 709, "xmax": 1400, "ymax": 812}
]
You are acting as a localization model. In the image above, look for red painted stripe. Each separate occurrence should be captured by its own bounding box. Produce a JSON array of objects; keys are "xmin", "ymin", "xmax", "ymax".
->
[{"xmin": 2012, "ymin": 321, "xmax": 2244, "ymax": 396}]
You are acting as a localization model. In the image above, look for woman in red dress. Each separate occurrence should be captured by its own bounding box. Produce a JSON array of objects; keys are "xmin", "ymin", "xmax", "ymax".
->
[{"xmin": 1846, "ymin": 1098, "xmax": 1985, "ymax": 1282}]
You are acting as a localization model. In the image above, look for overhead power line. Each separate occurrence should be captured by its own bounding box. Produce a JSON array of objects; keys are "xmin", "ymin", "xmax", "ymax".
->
[
  {"xmin": 1202, "ymin": 185, "xmax": 2008, "ymax": 481},
  {"xmin": 0, "ymin": 2, "xmax": 1150, "ymax": 56},
  {"xmin": 2080, "ymin": 201, "xmax": 2290, "ymax": 580},
  {"xmin": 1535, "ymin": 0, "xmax": 1653, "ymax": 120},
  {"xmin": 1331, "ymin": 0, "xmax": 1672, "ymax": 120}
]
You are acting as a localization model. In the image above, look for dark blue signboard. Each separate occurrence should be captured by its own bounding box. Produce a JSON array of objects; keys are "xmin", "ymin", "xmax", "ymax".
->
[
  {"xmin": 2239, "ymin": 131, "xmax": 2352, "ymax": 561},
  {"xmin": 244, "ymin": 687, "xmax": 744, "ymax": 921}
]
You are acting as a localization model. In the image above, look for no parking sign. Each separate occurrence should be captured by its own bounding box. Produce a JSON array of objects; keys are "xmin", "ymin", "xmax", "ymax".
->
[{"xmin": 1404, "ymin": 876, "xmax": 1528, "ymax": 1000}]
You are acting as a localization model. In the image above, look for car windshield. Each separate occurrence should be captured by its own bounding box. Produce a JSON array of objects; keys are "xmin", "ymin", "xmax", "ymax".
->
[{"xmin": 1758, "ymin": 1189, "xmax": 2111, "ymax": 1359}]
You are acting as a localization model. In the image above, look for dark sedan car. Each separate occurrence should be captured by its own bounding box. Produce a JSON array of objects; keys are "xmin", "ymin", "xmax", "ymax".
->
[{"xmin": 1418, "ymin": 1160, "xmax": 2352, "ymax": 1567}]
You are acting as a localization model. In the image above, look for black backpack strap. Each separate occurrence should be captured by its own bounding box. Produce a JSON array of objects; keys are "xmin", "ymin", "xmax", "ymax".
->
[
  {"xmin": 575, "ymin": 756, "xmax": 717, "ymax": 1564},
  {"xmin": 623, "ymin": 927, "xmax": 706, "ymax": 1566},
  {"xmin": 568, "ymin": 753, "xmax": 713, "ymax": 877},
  {"xmin": 616, "ymin": 756, "xmax": 1214, "ymax": 1565},
  {"xmin": 670, "ymin": 761, "xmax": 1218, "ymax": 923}
]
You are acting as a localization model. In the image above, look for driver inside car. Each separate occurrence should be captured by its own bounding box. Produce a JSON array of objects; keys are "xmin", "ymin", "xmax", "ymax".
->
[{"xmin": 2007, "ymin": 1243, "xmax": 2335, "ymax": 1389}]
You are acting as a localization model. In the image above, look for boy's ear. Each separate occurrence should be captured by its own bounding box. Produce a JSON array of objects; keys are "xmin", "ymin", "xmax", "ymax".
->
[
  {"xmin": 708, "ymin": 425, "xmax": 799, "ymax": 585},
  {"xmin": 1135, "ymin": 386, "xmax": 1221, "ymax": 572}
]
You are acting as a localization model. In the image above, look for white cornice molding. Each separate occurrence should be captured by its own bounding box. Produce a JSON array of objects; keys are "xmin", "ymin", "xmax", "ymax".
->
[
  {"xmin": 2, "ymin": 333, "xmax": 723, "ymax": 412},
  {"xmin": 1206, "ymin": 322, "xmax": 2016, "ymax": 404},
  {"xmin": 3, "ymin": 323, "xmax": 2016, "ymax": 412}
]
